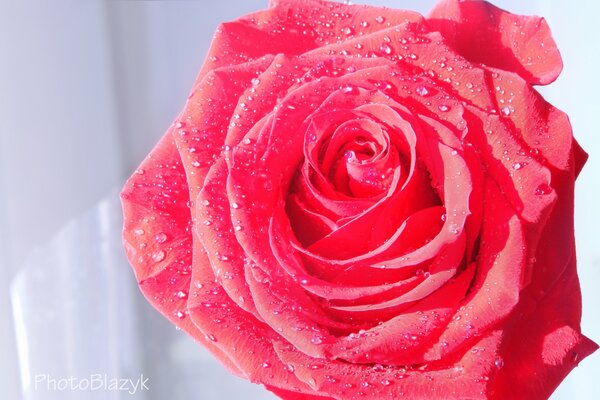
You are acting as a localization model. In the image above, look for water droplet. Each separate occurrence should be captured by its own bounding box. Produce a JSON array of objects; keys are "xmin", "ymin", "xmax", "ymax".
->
[
  {"xmin": 535, "ymin": 183, "xmax": 552, "ymax": 195},
  {"xmin": 341, "ymin": 26, "xmax": 354, "ymax": 36},
  {"xmin": 494, "ymin": 358, "xmax": 504, "ymax": 369},
  {"xmin": 155, "ymin": 232, "xmax": 168, "ymax": 243},
  {"xmin": 454, "ymin": 365, "xmax": 464, "ymax": 372},
  {"xmin": 501, "ymin": 106, "xmax": 512, "ymax": 116},
  {"xmin": 380, "ymin": 43, "xmax": 393, "ymax": 55},
  {"xmin": 512, "ymin": 162, "xmax": 524, "ymax": 170},
  {"xmin": 438, "ymin": 104, "xmax": 450, "ymax": 112},
  {"xmin": 205, "ymin": 333, "xmax": 217, "ymax": 342},
  {"xmin": 375, "ymin": 16, "xmax": 386, "ymax": 24},
  {"xmin": 234, "ymin": 225, "xmax": 243, "ymax": 231},
  {"xmin": 175, "ymin": 310, "xmax": 186, "ymax": 319},
  {"xmin": 311, "ymin": 336, "xmax": 323, "ymax": 345},
  {"xmin": 261, "ymin": 362, "xmax": 271, "ymax": 368},
  {"xmin": 341, "ymin": 85, "xmax": 360, "ymax": 95},
  {"xmin": 372, "ymin": 364, "xmax": 384, "ymax": 372},
  {"xmin": 359, "ymin": 21, "xmax": 369, "ymax": 28},
  {"xmin": 231, "ymin": 202, "xmax": 240, "ymax": 209},
  {"xmin": 381, "ymin": 379, "xmax": 392, "ymax": 386},
  {"xmin": 191, "ymin": 160, "xmax": 201, "ymax": 167},
  {"xmin": 152, "ymin": 250, "xmax": 165, "ymax": 263},
  {"xmin": 176, "ymin": 122, "xmax": 185, "ymax": 129},
  {"xmin": 134, "ymin": 228, "xmax": 145, "ymax": 236},
  {"xmin": 135, "ymin": 169, "xmax": 145, "ymax": 175},
  {"xmin": 251, "ymin": 77, "xmax": 261, "ymax": 86},
  {"xmin": 416, "ymin": 86, "xmax": 429, "ymax": 96},
  {"xmin": 449, "ymin": 224, "xmax": 460, "ymax": 234},
  {"xmin": 176, "ymin": 290, "xmax": 187, "ymax": 299}
]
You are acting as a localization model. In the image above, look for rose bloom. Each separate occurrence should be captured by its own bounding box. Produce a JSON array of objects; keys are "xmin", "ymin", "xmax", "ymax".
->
[{"xmin": 121, "ymin": 0, "xmax": 597, "ymax": 398}]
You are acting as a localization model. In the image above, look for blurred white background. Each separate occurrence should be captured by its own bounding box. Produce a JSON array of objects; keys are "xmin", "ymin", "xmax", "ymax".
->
[{"xmin": 0, "ymin": 1, "xmax": 597, "ymax": 399}]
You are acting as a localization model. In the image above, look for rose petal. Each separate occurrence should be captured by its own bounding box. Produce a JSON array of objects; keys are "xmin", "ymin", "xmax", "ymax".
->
[
  {"xmin": 490, "ymin": 257, "xmax": 599, "ymax": 399},
  {"xmin": 274, "ymin": 331, "xmax": 503, "ymax": 399},
  {"xmin": 120, "ymin": 133, "xmax": 242, "ymax": 375},
  {"xmin": 425, "ymin": 179, "xmax": 525, "ymax": 362},
  {"xmin": 428, "ymin": 0, "xmax": 562, "ymax": 85}
]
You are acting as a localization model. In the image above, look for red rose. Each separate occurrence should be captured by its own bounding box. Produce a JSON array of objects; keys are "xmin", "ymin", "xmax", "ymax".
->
[{"xmin": 121, "ymin": 0, "xmax": 597, "ymax": 398}]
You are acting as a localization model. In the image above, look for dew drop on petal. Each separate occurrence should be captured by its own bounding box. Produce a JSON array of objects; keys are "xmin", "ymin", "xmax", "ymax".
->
[
  {"xmin": 416, "ymin": 86, "xmax": 429, "ymax": 96},
  {"xmin": 205, "ymin": 333, "xmax": 217, "ymax": 342},
  {"xmin": 341, "ymin": 26, "xmax": 354, "ymax": 36},
  {"xmin": 494, "ymin": 358, "xmax": 504, "ymax": 369},
  {"xmin": 152, "ymin": 250, "xmax": 166, "ymax": 263},
  {"xmin": 155, "ymin": 232, "xmax": 168, "ymax": 243},
  {"xmin": 311, "ymin": 335, "xmax": 323, "ymax": 345},
  {"xmin": 375, "ymin": 16, "xmax": 386, "ymax": 24},
  {"xmin": 134, "ymin": 228, "xmax": 145, "ymax": 236},
  {"xmin": 535, "ymin": 183, "xmax": 552, "ymax": 195},
  {"xmin": 372, "ymin": 364, "xmax": 384, "ymax": 372},
  {"xmin": 342, "ymin": 85, "xmax": 360, "ymax": 95},
  {"xmin": 380, "ymin": 43, "xmax": 393, "ymax": 55}
]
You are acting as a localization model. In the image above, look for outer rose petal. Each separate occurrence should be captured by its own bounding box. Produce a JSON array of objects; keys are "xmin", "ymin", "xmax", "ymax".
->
[
  {"xmin": 273, "ymin": 332, "xmax": 503, "ymax": 399},
  {"xmin": 428, "ymin": 0, "xmax": 563, "ymax": 85},
  {"xmin": 121, "ymin": 133, "xmax": 242, "ymax": 376},
  {"xmin": 572, "ymin": 139, "xmax": 588, "ymax": 178},
  {"xmin": 490, "ymin": 258, "xmax": 598, "ymax": 400},
  {"xmin": 199, "ymin": 0, "xmax": 421, "ymax": 77}
]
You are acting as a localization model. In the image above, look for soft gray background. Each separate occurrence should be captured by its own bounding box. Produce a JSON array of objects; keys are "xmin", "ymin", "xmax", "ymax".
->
[{"xmin": 0, "ymin": 0, "xmax": 598, "ymax": 399}]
